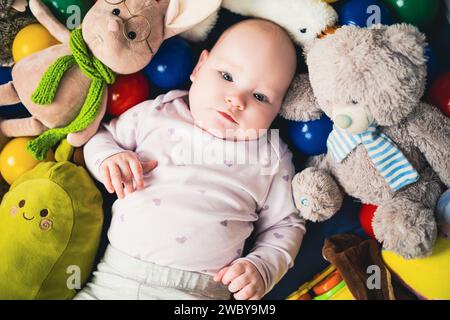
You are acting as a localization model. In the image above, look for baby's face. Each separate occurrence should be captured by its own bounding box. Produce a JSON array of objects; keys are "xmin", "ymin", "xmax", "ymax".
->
[{"xmin": 189, "ymin": 21, "xmax": 297, "ymax": 141}]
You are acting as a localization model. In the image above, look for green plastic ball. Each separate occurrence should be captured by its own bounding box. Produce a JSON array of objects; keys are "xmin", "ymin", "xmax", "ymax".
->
[
  {"xmin": 42, "ymin": 0, "xmax": 94, "ymax": 30},
  {"xmin": 383, "ymin": 0, "xmax": 440, "ymax": 29}
]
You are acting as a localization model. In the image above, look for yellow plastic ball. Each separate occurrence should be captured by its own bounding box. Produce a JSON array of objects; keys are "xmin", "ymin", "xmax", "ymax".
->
[
  {"xmin": 382, "ymin": 237, "xmax": 450, "ymax": 300},
  {"xmin": 12, "ymin": 24, "xmax": 59, "ymax": 63},
  {"xmin": 0, "ymin": 137, "xmax": 54, "ymax": 185}
]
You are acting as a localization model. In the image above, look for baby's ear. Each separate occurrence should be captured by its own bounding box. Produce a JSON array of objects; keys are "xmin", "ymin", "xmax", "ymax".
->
[
  {"xmin": 382, "ymin": 23, "xmax": 427, "ymax": 67},
  {"xmin": 279, "ymin": 73, "xmax": 323, "ymax": 121},
  {"xmin": 164, "ymin": 0, "xmax": 221, "ymax": 40}
]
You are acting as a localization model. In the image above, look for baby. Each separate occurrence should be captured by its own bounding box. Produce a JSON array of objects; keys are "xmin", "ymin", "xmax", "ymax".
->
[{"xmin": 75, "ymin": 19, "xmax": 305, "ymax": 300}]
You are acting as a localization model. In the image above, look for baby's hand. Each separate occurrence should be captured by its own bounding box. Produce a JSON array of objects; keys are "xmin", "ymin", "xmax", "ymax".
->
[
  {"xmin": 99, "ymin": 151, "xmax": 158, "ymax": 199},
  {"xmin": 214, "ymin": 260, "xmax": 264, "ymax": 300}
]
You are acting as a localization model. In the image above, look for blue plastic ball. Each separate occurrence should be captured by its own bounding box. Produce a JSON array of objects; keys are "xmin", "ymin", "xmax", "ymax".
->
[
  {"xmin": 144, "ymin": 36, "xmax": 194, "ymax": 90},
  {"xmin": 0, "ymin": 66, "xmax": 12, "ymax": 84},
  {"xmin": 0, "ymin": 67, "xmax": 30, "ymax": 119},
  {"xmin": 287, "ymin": 114, "xmax": 333, "ymax": 156},
  {"xmin": 337, "ymin": 0, "xmax": 395, "ymax": 27},
  {"xmin": 437, "ymin": 189, "xmax": 450, "ymax": 225},
  {"xmin": 424, "ymin": 45, "xmax": 443, "ymax": 86},
  {"xmin": 428, "ymin": 13, "xmax": 450, "ymax": 72}
]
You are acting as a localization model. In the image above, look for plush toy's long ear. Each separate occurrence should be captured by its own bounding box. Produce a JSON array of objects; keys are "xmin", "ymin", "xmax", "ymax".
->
[
  {"xmin": 29, "ymin": 0, "xmax": 69, "ymax": 43},
  {"xmin": 11, "ymin": 0, "xmax": 27, "ymax": 12},
  {"xmin": 280, "ymin": 73, "xmax": 323, "ymax": 122},
  {"xmin": 164, "ymin": 0, "xmax": 222, "ymax": 40}
]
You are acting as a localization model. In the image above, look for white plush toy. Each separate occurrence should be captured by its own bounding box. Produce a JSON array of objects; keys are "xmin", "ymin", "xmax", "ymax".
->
[{"xmin": 181, "ymin": 0, "xmax": 338, "ymax": 48}]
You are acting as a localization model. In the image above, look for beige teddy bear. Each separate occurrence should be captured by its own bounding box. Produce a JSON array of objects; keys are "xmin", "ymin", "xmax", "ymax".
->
[{"xmin": 282, "ymin": 24, "xmax": 450, "ymax": 259}]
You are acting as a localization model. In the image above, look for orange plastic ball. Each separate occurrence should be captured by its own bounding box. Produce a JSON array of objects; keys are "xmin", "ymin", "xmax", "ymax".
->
[
  {"xmin": 0, "ymin": 137, "xmax": 54, "ymax": 185},
  {"xmin": 12, "ymin": 24, "xmax": 59, "ymax": 62}
]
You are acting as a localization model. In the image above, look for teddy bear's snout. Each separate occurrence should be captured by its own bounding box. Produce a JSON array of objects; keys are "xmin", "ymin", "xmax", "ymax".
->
[
  {"xmin": 332, "ymin": 104, "xmax": 373, "ymax": 134},
  {"xmin": 334, "ymin": 114, "xmax": 352, "ymax": 129}
]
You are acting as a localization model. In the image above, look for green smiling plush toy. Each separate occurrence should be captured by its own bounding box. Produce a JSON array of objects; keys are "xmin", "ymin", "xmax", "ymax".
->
[{"xmin": 0, "ymin": 140, "xmax": 103, "ymax": 299}]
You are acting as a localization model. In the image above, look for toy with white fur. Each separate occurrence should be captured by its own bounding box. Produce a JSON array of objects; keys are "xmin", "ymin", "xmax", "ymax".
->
[{"xmin": 181, "ymin": 0, "xmax": 338, "ymax": 48}]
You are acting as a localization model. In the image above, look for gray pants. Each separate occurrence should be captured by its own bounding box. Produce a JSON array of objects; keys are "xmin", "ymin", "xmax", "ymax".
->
[{"xmin": 74, "ymin": 245, "xmax": 231, "ymax": 300}]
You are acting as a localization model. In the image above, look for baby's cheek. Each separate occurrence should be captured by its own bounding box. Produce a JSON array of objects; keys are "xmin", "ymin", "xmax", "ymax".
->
[{"xmin": 245, "ymin": 109, "xmax": 276, "ymax": 131}]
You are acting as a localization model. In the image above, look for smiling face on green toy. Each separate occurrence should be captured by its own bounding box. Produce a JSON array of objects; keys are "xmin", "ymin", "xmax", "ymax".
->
[
  {"xmin": 10, "ymin": 193, "xmax": 53, "ymax": 231},
  {"xmin": 0, "ymin": 156, "xmax": 104, "ymax": 300},
  {"xmin": 0, "ymin": 178, "xmax": 74, "ymax": 299},
  {"xmin": 1, "ymin": 179, "xmax": 73, "ymax": 238}
]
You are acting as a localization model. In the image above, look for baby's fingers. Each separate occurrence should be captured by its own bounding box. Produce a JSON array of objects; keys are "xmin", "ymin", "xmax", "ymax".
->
[
  {"xmin": 110, "ymin": 164, "xmax": 125, "ymax": 199},
  {"xmin": 100, "ymin": 165, "xmax": 114, "ymax": 194},
  {"xmin": 233, "ymin": 285, "xmax": 258, "ymax": 300},
  {"xmin": 129, "ymin": 159, "xmax": 145, "ymax": 190},
  {"xmin": 214, "ymin": 267, "xmax": 229, "ymax": 282},
  {"xmin": 119, "ymin": 163, "xmax": 134, "ymax": 195},
  {"xmin": 142, "ymin": 160, "xmax": 158, "ymax": 174},
  {"xmin": 228, "ymin": 273, "xmax": 250, "ymax": 293},
  {"xmin": 221, "ymin": 264, "xmax": 245, "ymax": 286}
]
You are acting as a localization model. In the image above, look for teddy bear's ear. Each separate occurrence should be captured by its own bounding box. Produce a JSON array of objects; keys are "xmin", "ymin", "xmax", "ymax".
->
[
  {"xmin": 164, "ymin": 0, "xmax": 221, "ymax": 40},
  {"xmin": 279, "ymin": 73, "xmax": 323, "ymax": 122},
  {"xmin": 382, "ymin": 23, "xmax": 427, "ymax": 66}
]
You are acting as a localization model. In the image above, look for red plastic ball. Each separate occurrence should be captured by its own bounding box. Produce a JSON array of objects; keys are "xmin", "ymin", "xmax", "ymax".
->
[
  {"xmin": 427, "ymin": 72, "xmax": 450, "ymax": 118},
  {"xmin": 108, "ymin": 72, "xmax": 150, "ymax": 117},
  {"xmin": 359, "ymin": 203, "xmax": 378, "ymax": 240}
]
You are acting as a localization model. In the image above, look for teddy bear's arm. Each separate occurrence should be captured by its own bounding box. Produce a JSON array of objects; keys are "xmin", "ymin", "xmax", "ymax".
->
[
  {"xmin": 292, "ymin": 155, "xmax": 344, "ymax": 222},
  {"xmin": 29, "ymin": 0, "xmax": 70, "ymax": 44},
  {"xmin": 407, "ymin": 102, "xmax": 450, "ymax": 187}
]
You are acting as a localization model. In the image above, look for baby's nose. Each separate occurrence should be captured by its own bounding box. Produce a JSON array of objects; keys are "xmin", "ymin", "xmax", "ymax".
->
[
  {"xmin": 226, "ymin": 95, "xmax": 246, "ymax": 110},
  {"xmin": 108, "ymin": 19, "xmax": 120, "ymax": 32}
]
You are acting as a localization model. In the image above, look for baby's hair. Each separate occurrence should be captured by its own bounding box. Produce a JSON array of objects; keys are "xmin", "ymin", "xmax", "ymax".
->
[{"xmin": 211, "ymin": 18, "xmax": 297, "ymax": 61}]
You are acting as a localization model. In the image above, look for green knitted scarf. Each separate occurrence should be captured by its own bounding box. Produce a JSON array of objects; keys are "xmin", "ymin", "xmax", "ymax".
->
[{"xmin": 27, "ymin": 28, "xmax": 116, "ymax": 160}]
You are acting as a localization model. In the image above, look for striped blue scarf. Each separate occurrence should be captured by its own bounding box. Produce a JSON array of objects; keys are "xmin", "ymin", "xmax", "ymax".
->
[{"xmin": 327, "ymin": 124, "xmax": 420, "ymax": 192}]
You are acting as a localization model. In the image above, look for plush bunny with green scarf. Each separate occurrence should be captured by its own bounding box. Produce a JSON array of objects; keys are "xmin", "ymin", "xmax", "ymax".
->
[{"xmin": 0, "ymin": 0, "xmax": 221, "ymax": 160}]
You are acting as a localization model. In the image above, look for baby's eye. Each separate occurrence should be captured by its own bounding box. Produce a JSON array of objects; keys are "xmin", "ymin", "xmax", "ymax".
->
[
  {"xmin": 254, "ymin": 93, "xmax": 268, "ymax": 103},
  {"xmin": 221, "ymin": 72, "xmax": 233, "ymax": 82}
]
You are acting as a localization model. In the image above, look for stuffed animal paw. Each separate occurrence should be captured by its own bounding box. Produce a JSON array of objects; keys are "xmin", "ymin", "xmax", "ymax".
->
[
  {"xmin": 292, "ymin": 167, "xmax": 343, "ymax": 222},
  {"xmin": 373, "ymin": 198, "xmax": 438, "ymax": 259}
]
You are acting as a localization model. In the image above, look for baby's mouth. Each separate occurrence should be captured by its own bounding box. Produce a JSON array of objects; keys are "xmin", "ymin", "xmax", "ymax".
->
[
  {"xmin": 22, "ymin": 213, "xmax": 34, "ymax": 221},
  {"xmin": 217, "ymin": 111, "xmax": 238, "ymax": 125}
]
